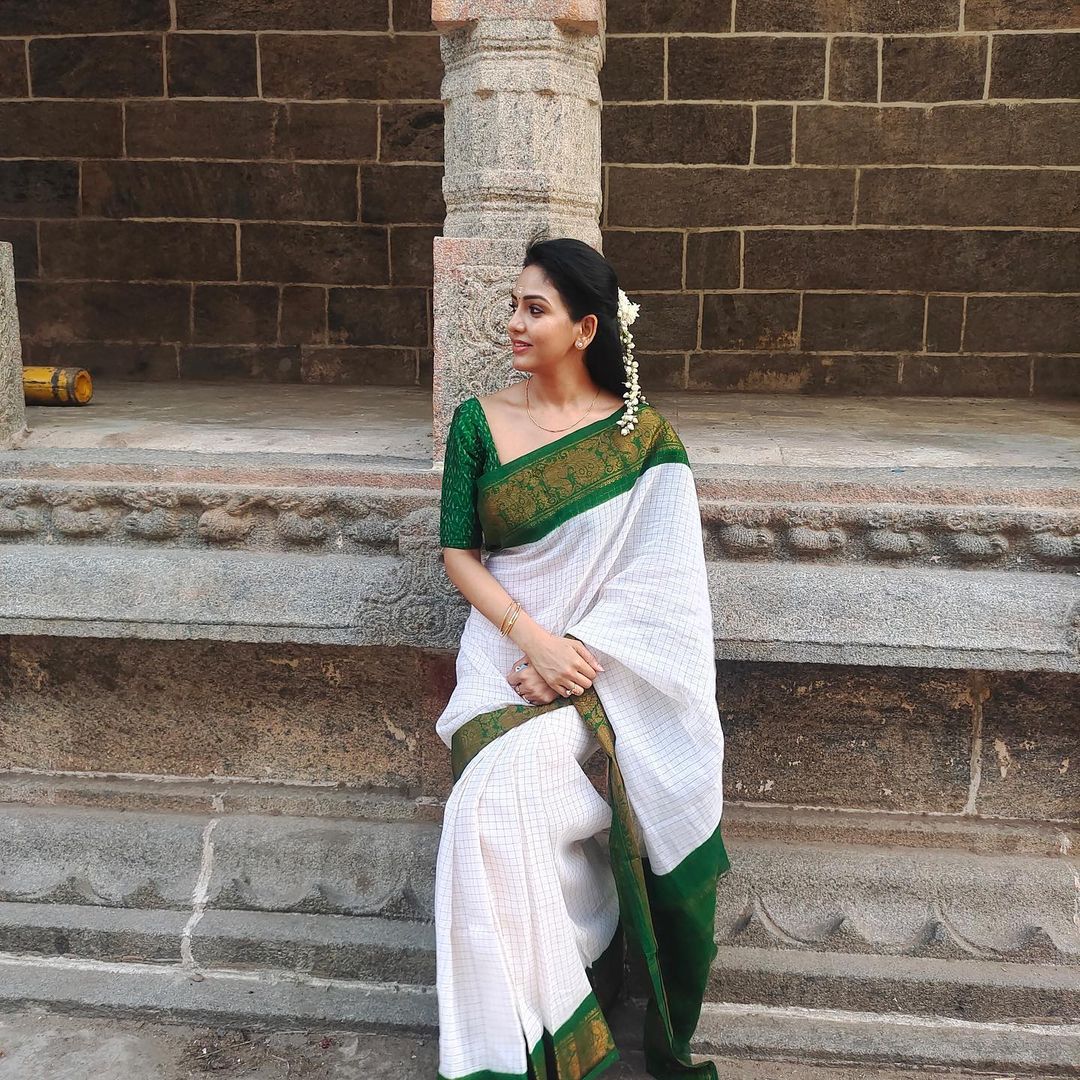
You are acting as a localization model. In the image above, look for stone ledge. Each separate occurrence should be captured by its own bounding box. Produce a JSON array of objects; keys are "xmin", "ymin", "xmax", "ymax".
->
[
  {"xmin": 3, "ymin": 801, "xmax": 1076, "ymax": 968},
  {"xmin": 2, "ymin": 452, "xmax": 1079, "ymax": 668}
]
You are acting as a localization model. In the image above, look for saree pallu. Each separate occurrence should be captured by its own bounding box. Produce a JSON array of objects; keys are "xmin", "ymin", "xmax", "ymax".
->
[{"xmin": 436, "ymin": 405, "xmax": 729, "ymax": 1080}]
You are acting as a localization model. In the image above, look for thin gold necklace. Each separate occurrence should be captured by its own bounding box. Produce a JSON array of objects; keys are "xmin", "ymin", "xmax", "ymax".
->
[{"xmin": 524, "ymin": 378, "xmax": 602, "ymax": 433}]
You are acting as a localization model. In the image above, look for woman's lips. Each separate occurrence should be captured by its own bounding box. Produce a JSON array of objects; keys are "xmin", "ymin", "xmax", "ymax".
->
[{"xmin": 511, "ymin": 342, "xmax": 531, "ymax": 353}]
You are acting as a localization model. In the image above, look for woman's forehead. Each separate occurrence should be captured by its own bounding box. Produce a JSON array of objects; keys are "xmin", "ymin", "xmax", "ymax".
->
[{"xmin": 512, "ymin": 266, "xmax": 557, "ymax": 302}]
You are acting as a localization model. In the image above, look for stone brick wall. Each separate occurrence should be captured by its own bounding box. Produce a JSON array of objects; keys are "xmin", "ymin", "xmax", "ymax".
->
[
  {"xmin": 0, "ymin": 0, "xmax": 444, "ymax": 385},
  {"xmin": 2, "ymin": 1, "xmax": 1078, "ymax": 397},
  {"xmin": 600, "ymin": 0, "xmax": 1080, "ymax": 397}
]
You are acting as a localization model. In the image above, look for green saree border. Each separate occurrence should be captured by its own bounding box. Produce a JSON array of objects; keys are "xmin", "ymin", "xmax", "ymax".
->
[
  {"xmin": 437, "ymin": 990, "xmax": 619, "ymax": 1080},
  {"xmin": 476, "ymin": 406, "xmax": 689, "ymax": 552},
  {"xmin": 476, "ymin": 400, "xmax": 628, "ymax": 486},
  {"xmin": 447, "ymin": 671, "xmax": 729, "ymax": 1080}
]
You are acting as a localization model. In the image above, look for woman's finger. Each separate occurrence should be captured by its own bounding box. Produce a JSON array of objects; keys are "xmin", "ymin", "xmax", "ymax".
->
[{"xmin": 570, "ymin": 640, "xmax": 604, "ymax": 673}]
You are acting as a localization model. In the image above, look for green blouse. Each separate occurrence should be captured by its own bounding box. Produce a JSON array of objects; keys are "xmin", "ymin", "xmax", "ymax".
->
[{"xmin": 440, "ymin": 396, "xmax": 501, "ymax": 550}]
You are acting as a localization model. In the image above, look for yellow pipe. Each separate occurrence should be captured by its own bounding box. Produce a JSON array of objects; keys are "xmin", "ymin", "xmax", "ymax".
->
[{"xmin": 23, "ymin": 366, "xmax": 93, "ymax": 405}]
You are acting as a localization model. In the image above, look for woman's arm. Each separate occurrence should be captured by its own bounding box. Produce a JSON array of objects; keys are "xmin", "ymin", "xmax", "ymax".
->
[{"xmin": 442, "ymin": 547, "xmax": 602, "ymax": 695}]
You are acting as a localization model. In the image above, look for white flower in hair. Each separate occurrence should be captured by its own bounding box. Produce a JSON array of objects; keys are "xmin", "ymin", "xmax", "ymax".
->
[{"xmin": 616, "ymin": 287, "xmax": 645, "ymax": 434}]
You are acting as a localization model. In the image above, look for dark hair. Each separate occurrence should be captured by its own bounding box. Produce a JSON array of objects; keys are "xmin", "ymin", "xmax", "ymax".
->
[{"xmin": 522, "ymin": 237, "xmax": 627, "ymax": 399}]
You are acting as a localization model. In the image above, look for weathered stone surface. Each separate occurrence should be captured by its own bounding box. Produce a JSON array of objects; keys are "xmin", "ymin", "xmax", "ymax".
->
[
  {"xmin": 328, "ymin": 287, "xmax": 430, "ymax": 347},
  {"xmin": 0, "ymin": 161, "xmax": 78, "ymax": 219},
  {"xmin": 16, "ymin": 281, "xmax": 191, "ymax": 344},
  {"xmin": 754, "ymin": 105, "xmax": 794, "ymax": 164},
  {"xmin": 0, "ymin": 805, "xmax": 203, "ymax": 908},
  {"xmin": 798, "ymin": 103, "xmax": 1080, "ymax": 166},
  {"xmin": 176, "ymin": 0, "xmax": 388, "ymax": 30},
  {"xmin": 608, "ymin": 0, "xmax": 732, "ymax": 32},
  {"xmin": 717, "ymin": 663, "xmax": 973, "ymax": 812},
  {"xmin": 801, "ymin": 293, "xmax": 924, "ymax": 352},
  {"xmin": 1034, "ymin": 358, "xmax": 1080, "ymax": 398},
  {"xmin": 24, "ymin": 342, "xmax": 179, "ymax": 380},
  {"xmin": 0, "ymin": 0, "xmax": 170, "ymax": 34},
  {"xmin": 389, "ymin": 227, "xmax": 439, "ymax": 286},
  {"xmin": 858, "ymin": 167, "xmax": 1080, "ymax": 227},
  {"xmin": 82, "ymin": 161, "xmax": 358, "ymax": 222},
  {"xmin": 901, "ymin": 356, "xmax": 1032, "ymax": 397},
  {"xmin": 361, "ymin": 165, "xmax": 444, "ymax": 224},
  {"xmin": 602, "ymin": 230, "xmax": 683, "ymax": 292},
  {"xmin": 603, "ymin": 105, "xmax": 752, "ymax": 164},
  {"xmin": 882, "ymin": 35, "xmax": 987, "ymax": 102},
  {"xmin": 125, "ymin": 101, "xmax": 279, "ymax": 160},
  {"xmin": 208, "ymin": 816, "xmax": 438, "ymax": 918},
  {"xmin": 669, "ymin": 37, "xmax": 826, "ymax": 101},
  {"xmin": 688, "ymin": 353, "xmax": 888, "ymax": 394},
  {"xmin": 737, "ymin": 0, "xmax": 960, "ymax": 32},
  {"xmin": 240, "ymin": 224, "xmax": 388, "ymax": 285},
  {"xmin": 977, "ymin": 672, "xmax": 1080, "ymax": 821},
  {"xmin": 0, "ymin": 244, "xmax": 25, "ymax": 448},
  {"xmin": 964, "ymin": 296, "xmax": 1080, "ymax": 354},
  {"xmin": 379, "ymin": 105, "xmax": 444, "ymax": 163},
  {"xmin": 279, "ymin": 286, "xmax": 327, "ymax": 345},
  {"xmin": 179, "ymin": 346, "xmax": 301, "ymax": 381},
  {"xmin": 166, "ymin": 33, "xmax": 258, "ymax": 98},
  {"xmin": 711, "ymin": 562, "xmax": 1080, "ymax": 672},
  {"xmin": 301, "ymin": 346, "xmax": 420, "ymax": 385},
  {"xmin": 701, "ymin": 294, "xmax": 800, "ymax": 352},
  {"xmin": 608, "ymin": 168, "xmax": 854, "ymax": 227},
  {"xmin": 192, "ymin": 285, "xmax": 278, "ymax": 346},
  {"xmin": 684, "ymin": 232, "xmax": 741, "ymax": 289},
  {"xmin": 716, "ymin": 842, "xmax": 1080, "ymax": 964},
  {"xmin": 991, "ymin": 32, "xmax": 1080, "ymax": 99},
  {"xmin": 278, "ymin": 103, "xmax": 379, "ymax": 161},
  {"xmin": 627, "ymin": 292, "xmax": 698, "ymax": 351},
  {"xmin": 744, "ymin": 229, "xmax": 1080, "ymax": 292},
  {"xmin": 599, "ymin": 36, "xmax": 664, "ymax": 102},
  {"xmin": 0, "ymin": 221, "xmax": 36, "ymax": 280},
  {"xmin": 828, "ymin": 37, "xmax": 878, "ymax": 102},
  {"xmin": 0, "ymin": 102, "xmax": 123, "ymax": 158},
  {"xmin": 40, "ymin": 220, "xmax": 237, "ymax": 282},
  {"xmin": 0, "ymin": 637, "xmax": 453, "ymax": 792},
  {"xmin": 636, "ymin": 353, "xmax": 686, "ymax": 390},
  {"xmin": 925, "ymin": 295, "xmax": 964, "ymax": 353},
  {"xmin": 394, "ymin": 0, "xmax": 434, "ymax": 31},
  {"xmin": 29, "ymin": 35, "xmax": 163, "ymax": 98},
  {"xmin": 967, "ymin": 0, "xmax": 1080, "ymax": 29},
  {"xmin": 0, "ymin": 41, "xmax": 28, "ymax": 97},
  {"xmin": 260, "ymin": 34, "xmax": 442, "ymax": 100}
]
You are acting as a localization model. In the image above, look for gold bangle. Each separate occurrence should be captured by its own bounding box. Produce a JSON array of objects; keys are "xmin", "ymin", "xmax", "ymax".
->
[
  {"xmin": 503, "ymin": 606, "xmax": 522, "ymax": 637},
  {"xmin": 499, "ymin": 600, "xmax": 520, "ymax": 636}
]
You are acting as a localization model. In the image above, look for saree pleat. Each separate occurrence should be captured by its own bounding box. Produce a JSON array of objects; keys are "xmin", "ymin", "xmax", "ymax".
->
[{"xmin": 436, "ymin": 403, "xmax": 729, "ymax": 1080}]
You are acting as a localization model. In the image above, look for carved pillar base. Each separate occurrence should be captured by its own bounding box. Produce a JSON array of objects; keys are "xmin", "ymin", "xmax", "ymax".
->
[
  {"xmin": 0, "ymin": 244, "xmax": 26, "ymax": 450},
  {"xmin": 431, "ymin": 2, "xmax": 605, "ymax": 461}
]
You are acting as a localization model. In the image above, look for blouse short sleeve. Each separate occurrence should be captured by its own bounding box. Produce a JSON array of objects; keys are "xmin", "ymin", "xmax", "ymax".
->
[{"xmin": 440, "ymin": 398, "xmax": 484, "ymax": 549}]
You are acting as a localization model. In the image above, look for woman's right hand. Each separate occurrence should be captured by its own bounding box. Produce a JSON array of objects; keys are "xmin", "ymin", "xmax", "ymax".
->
[{"xmin": 524, "ymin": 632, "xmax": 604, "ymax": 697}]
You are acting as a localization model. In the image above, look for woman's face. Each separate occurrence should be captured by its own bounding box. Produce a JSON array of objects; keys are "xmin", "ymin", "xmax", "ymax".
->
[{"xmin": 506, "ymin": 264, "xmax": 593, "ymax": 375}]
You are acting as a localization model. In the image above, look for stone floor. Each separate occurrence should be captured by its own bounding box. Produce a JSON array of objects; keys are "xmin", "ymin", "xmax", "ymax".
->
[
  {"xmin": 0, "ymin": 1010, "xmax": 1063, "ymax": 1080},
  {"xmin": 15, "ymin": 381, "xmax": 1080, "ymax": 469}
]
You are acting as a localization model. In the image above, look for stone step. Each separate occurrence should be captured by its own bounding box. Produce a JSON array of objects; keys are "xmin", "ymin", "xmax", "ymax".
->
[
  {"xmin": 2, "ymin": 900, "xmax": 1077, "ymax": 1031},
  {"xmin": 0, "ymin": 950, "xmax": 1076, "ymax": 1076}
]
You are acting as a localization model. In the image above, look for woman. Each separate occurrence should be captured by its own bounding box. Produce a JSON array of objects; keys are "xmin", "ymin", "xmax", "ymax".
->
[{"xmin": 435, "ymin": 237, "xmax": 729, "ymax": 1080}]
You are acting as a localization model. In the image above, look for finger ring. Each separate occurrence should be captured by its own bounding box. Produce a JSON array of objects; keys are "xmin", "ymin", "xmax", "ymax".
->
[
  {"xmin": 570, "ymin": 683, "xmax": 581, "ymax": 695},
  {"xmin": 513, "ymin": 661, "xmax": 529, "ymax": 672}
]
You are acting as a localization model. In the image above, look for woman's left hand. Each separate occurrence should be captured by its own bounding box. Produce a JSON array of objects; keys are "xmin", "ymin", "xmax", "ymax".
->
[{"xmin": 506, "ymin": 657, "xmax": 559, "ymax": 705}]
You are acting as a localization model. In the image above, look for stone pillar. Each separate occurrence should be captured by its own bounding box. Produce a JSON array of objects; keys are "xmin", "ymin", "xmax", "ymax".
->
[
  {"xmin": 430, "ymin": 0, "xmax": 605, "ymax": 462},
  {"xmin": 0, "ymin": 243, "xmax": 26, "ymax": 450}
]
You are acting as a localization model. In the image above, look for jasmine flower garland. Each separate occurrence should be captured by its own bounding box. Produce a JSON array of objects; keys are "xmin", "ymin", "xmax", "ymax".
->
[{"xmin": 616, "ymin": 287, "xmax": 644, "ymax": 434}]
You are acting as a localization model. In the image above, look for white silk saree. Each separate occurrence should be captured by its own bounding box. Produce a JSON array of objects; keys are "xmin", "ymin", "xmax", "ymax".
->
[{"xmin": 436, "ymin": 400, "xmax": 729, "ymax": 1080}]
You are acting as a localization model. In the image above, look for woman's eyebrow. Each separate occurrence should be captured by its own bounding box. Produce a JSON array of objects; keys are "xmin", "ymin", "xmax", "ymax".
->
[{"xmin": 510, "ymin": 291, "xmax": 548, "ymax": 302}]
